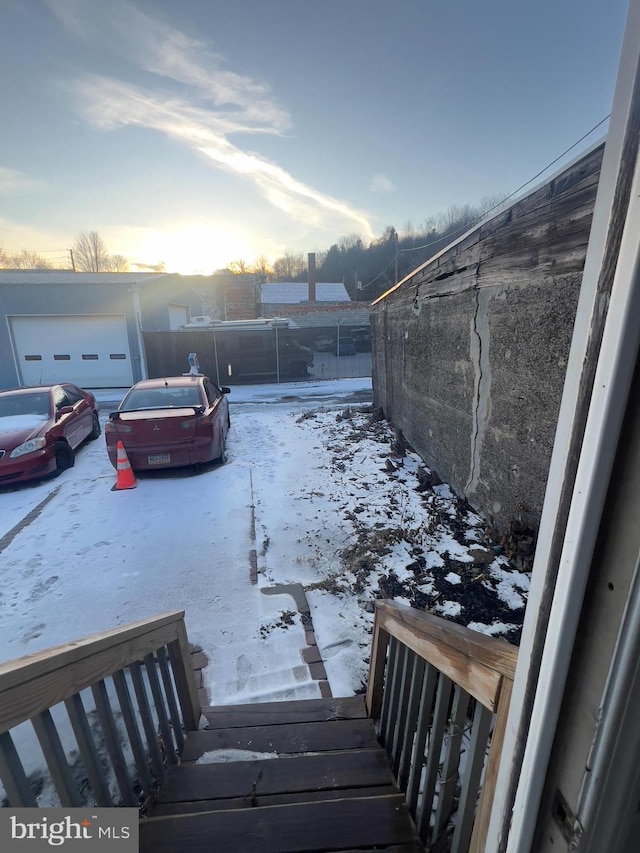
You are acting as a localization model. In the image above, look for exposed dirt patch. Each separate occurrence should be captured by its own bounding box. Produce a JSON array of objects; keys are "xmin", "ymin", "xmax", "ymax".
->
[{"xmin": 296, "ymin": 406, "xmax": 530, "ymax": 645}]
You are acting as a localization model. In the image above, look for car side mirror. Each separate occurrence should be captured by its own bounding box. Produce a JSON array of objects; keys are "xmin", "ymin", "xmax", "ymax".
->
[
  {"xmin": 56, "ymin": 405, "xmax": 74, "ymax": 418},
  {"xmin": 108, "ymin": 411, "xmax": 120, "ymax": 421},
  {"xmin": 221, "ymin": 387, "xmax": 231, "ymax": 394}
]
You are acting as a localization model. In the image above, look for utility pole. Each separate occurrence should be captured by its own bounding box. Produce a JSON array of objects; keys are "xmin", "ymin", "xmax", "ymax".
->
[
  {"xmin": 69, "ymin": 249, "xmax": 76, "ymax": 272},
  {"xmin": 394, "ymin": 230, "xmax": 399, "ymax": 284}
]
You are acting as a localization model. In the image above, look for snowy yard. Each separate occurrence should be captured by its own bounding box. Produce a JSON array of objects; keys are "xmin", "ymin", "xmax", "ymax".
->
[{"xmin": 1, "ymin": 377, "xmax": 529, "ymax": 708}]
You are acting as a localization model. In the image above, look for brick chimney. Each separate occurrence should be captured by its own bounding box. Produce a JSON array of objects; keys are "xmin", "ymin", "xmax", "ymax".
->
[{"xmin": 308, "ymin": 252, "xmax": 316, "ymax": 302}]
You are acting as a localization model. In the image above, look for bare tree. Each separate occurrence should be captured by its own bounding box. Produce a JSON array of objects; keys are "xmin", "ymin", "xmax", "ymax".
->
[
  {"xmin": 0, "ymin": 249, "xmax": 53, "ymax": 269},
  {"xmin": 338, "ymin": 233, "xmax": 364, "ymax": 252},
  {"xmin": 272, "ymin": 249, "xmax": 305, "ymax": 280},
  {"xmin": 105, "ymin": 254, "xmax": 129, "ymax": 272},
  {"xmin": 251, "ymin": 254, "xmax": 273, "ymax": 277},
  {"xmin": 228, "ymin": 259, "xmax": 251, "ymax": 274},
  {"xmin": 72, "ymin": 231, "xmax": 109, "ymax": 271}
]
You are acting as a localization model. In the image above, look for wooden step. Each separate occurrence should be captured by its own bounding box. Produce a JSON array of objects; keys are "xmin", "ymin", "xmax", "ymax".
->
[
  {"xmin": 201, "ymin": 695, "xmax": 367, "ymax": 729},
  {"xmin": 140, "ymin": 794, "xmax": 421, "ymax": 853},
  {"xmin": 149, "ymin": 784, "xmax": 400, "ymax": 816},
  {"xmin": 156, "ymin": 748, "xmax": 394, "ymax": 805},
  {"xmin": 181, "ymin": 717, "xmax": 378, "ymax": 762}
]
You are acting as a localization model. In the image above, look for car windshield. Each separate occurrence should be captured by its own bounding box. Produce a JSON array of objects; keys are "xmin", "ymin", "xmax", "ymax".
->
[
  {"xmin": 0, "ymin": 392, "xmax": 51, "ymax": 419},
  {"xmin": 122, "ymin": 386, "xmax": 203, "ymax": 410}
]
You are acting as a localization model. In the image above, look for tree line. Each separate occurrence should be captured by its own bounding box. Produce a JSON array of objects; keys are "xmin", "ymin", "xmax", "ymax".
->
[
  {"xmin": 0, "ymin": 195, "xmax": 505, "ymax": 295},
  {"xmin": 0, "ymin": 231, "xmax": 130, "ymax": 272},
  {"xmin": 228, "ymin": 196, "xmax": 505, "ymax": 301}
]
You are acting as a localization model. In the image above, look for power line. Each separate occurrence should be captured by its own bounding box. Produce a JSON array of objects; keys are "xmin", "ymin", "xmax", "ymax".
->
[
  {"xmin": 1, "ymin": 247, "xmax": 69, "ymax": 254},
  {"xmin": 401, "ymin": 114, "xmax": 610, "ymax": 255},
  {"xmin": 361, "ymin": 113, "xmax": 610, "ymax": 290}
]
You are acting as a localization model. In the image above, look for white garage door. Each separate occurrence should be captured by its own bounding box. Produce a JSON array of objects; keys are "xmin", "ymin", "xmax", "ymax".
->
[
  {"xmin": 168, "ymin": 304, "xmax": 189, "ymax": 330},
  {"xmin": 10, "ymin": 315, "xmax": 134, "ymax": 388}
]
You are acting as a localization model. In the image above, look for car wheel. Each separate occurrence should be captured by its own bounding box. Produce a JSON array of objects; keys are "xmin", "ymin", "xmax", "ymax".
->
[
  {"xmin": 55, "ymin": 442, "xmax": 75, "ymax": 473},
  {"xmin": 89, "ymin": 412, "xmax": 101, "ymax": 440}
]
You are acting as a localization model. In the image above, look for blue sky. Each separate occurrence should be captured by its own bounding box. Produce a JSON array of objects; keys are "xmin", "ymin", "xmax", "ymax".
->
[{"xmin": 0, "ymin": 0, "xmax": 629, "ymax": 274}]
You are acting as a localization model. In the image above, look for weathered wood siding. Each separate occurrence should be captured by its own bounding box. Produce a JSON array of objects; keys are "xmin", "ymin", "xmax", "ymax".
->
[{"xmin": 372, "ymin": 143, "xmax": 604, "ymax": 534}]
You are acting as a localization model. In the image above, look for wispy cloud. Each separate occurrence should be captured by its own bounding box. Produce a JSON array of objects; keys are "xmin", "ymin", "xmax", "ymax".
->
[
  {"xmin": 47, "ymin": 0, "xmax": 374, "ymax": 239},
  {"xmin": 370, "ymin": 174, "xmax": 395, "ymax": 193},
  {"xmin": 0, "ymin": 167, "xmax": 42, "ymax": 196}
]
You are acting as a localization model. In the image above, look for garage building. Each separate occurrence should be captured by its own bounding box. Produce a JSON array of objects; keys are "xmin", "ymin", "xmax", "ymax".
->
[{"xmin": 0, "ymin": 271, "xmax": 202, "ymax": 390}]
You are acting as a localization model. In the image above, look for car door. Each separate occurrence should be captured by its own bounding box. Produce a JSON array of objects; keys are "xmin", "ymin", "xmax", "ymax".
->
[
  {"xmin": 203, "ymin": 379, "xmax": 226, "ymax": 452},
  {"xmin": 54, "ymin": 385, "xmax": 90, "ymax": 448}
]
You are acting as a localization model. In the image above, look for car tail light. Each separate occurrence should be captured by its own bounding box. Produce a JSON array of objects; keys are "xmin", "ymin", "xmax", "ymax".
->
[{"xmin": 106, "ymin": 422, "xmax": 133, "ymax": 434}]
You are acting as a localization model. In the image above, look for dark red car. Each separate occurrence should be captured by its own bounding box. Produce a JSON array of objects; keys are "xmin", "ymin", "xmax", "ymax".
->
[
  {"xmin": 0, "ymin": 384, "xmax": 100, "ymax": 486},
  {"xmin": 105, "ymin": 376, "xmax": 230, "ymax": 471}
]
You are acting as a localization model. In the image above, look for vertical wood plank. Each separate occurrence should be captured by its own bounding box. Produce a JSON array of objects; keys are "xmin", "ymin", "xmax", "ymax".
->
[
  {"xmin": 451, "ymin": 700, "xmax": 493, "ymax": 853},
  {"xmin": 31, "ymin": 709, "xmax": 82, "ymax": 807},
  {"xmin": 379, "ymin": 636, "xmax": 398, "ymax": 742},
  {"xmin": 398, "ymin": 655, "xmax": 426, "ymax": 790},
  {"xmin": 64, "ymin": 692, "xmax": 112, "ymax": 806},
  {"xmin": 157, "ymin": 646, "xmax": 185, "ymax": 754},
  {"xmin": 407, "ymin": 663, "xmax": 437, "ymax": 813},
  {"xmin": 417, "ymin": 673, "xmax": 453, "ymax": 843},
  {"xmin": 382, "ymin": 642, "xmax": 405, "ymax": 751},
  {"xmin": 143, "ymin": 654, "xmax": 178, "ymax": 765},
  {"xmin": 91, "ymin": 680, "xmax": 137, "ymax": 807},
  {"xmin": 166, "ymin": 620, "xmax": 200, "ymax": 731},
  {"xmin": 433, "ymin": 683, "xmax": 471, "ymax": 841},
  {"xmin": 0, "ymin": 731, "xmax": 37, "ymax": 807},
  {"xmin": 470, "ymin": 678, "xmax": 513, "ymax": 853},
  {"xmin": 112, "ymin": 670, "xmax": 154, "ymax": 798},
  {"xmin": 129, "ymin": 661, "xmax": 164, "ymax": 780},
  {"xmin": 391, "ymin": 647, "xmax": 415, "ymax": 776}
]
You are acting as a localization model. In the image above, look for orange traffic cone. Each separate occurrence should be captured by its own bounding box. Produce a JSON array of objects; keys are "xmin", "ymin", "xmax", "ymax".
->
[{"xmin": 113, "ymin": 440, "xmax": 137, "ymax": 490}]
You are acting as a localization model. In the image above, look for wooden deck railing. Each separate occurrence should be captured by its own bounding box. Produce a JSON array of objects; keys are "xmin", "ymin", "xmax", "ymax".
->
[
  {"xmin": 366, "ymin": 600, "xmax": 518, "ymax": 853},
  {"xmin": 0, "ymin": 611, "xmax": 200, "ymax": 809}
]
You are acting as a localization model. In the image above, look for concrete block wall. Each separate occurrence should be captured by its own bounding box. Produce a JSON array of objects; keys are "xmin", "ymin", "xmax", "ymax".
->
[
  {"xmin": 262, "ymin": 301, "xmax": 371, "ymax": 317},
  {"xmin": 372, "ymin": 143, "xmax": 604, "ymax": 534}
]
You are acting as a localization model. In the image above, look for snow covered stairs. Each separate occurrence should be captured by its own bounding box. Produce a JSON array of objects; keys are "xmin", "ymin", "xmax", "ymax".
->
[{"xmin": 140, "ymin": 695, "xmax": 425, "ymax": 853}]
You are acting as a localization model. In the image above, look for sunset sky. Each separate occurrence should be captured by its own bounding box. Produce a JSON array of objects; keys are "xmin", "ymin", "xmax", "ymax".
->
[{"xmin": 0, "ymin": 0, "xmax": 629, "ymax": 274}]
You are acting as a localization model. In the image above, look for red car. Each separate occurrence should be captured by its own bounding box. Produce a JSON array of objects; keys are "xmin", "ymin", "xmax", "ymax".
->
[
  {"xmin": 105, "ymin": 376, "xmax": 230, "ymax": 471},
  {"xmin": 0, "ymin": 384, "xmax": 100, "ymax": 486}
]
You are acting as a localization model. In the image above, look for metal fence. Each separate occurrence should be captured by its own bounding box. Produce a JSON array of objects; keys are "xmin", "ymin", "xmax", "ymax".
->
[{"xmin": 142, "ymin": 325, "xmax": 372, "ymax": 384}]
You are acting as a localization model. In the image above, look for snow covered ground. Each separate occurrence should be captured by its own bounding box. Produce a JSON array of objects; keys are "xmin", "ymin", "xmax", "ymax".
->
[
  {"xmin": 1, "ymin": 377, "xmax": 529, "ymax": 698},
  {"xmin": 0, "ymin": 376, "xmax": 530, "ymax": 801}
]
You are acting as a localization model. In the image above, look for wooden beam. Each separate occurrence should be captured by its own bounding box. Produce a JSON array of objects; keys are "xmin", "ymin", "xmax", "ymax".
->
[{"xmin": 375, "ymin": 600, "xmax": 518, "ymax": 679}]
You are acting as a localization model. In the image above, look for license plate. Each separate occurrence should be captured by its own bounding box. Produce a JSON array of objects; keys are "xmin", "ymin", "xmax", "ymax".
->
[{"xmin": 148, "ymin": 453, "xmax": 170, "ymax": 465}]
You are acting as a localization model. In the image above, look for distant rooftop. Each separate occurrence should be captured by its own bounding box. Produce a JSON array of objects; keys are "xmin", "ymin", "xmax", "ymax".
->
[
  {"xmin": 0, "ymin": 271, "xmax": 165, "ymax": 285},
  {"xmin": 261, "ymin": 282, "xmax": 350, "ymax": 303}
]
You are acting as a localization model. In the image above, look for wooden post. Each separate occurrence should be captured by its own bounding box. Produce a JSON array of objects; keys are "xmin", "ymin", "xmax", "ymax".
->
[
  {"xmin": 365, "ymin": 613, "xmax": 390, "ymax": 719},
  {"xmin": 167, "ymin": 619, "xmax": 201, "ymax": 731}
]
